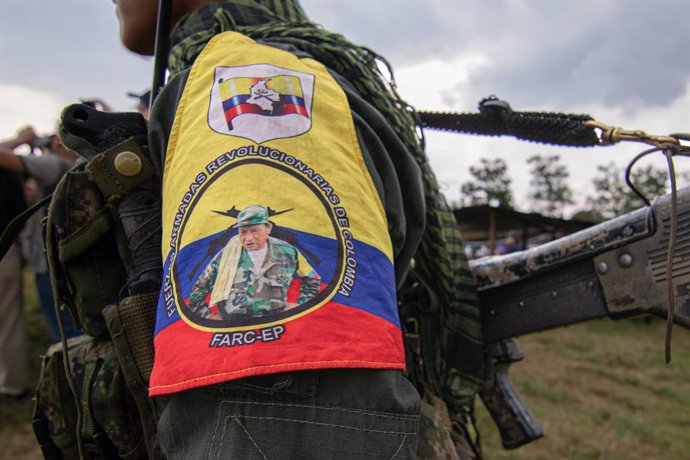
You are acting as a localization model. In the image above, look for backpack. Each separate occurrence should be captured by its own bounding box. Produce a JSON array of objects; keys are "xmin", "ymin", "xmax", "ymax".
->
[{"xmin": 29, "ymin": 104, "xmax": 165, "ymax": 460}]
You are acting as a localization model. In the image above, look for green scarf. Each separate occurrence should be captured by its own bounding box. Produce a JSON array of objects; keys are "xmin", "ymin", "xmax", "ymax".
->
[{"xmin": 168, "ymin": 0, "xmax": 483, "ymax": 418}]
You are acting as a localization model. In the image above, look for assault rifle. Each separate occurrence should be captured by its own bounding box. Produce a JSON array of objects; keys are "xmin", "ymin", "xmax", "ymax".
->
[
  {"xmin": 471, "ymin": 181, "xmax": 690, "ymax": 449},
  {"xmin": 418, "ymin": 97, "xmax": 690, "ymax": 450}
]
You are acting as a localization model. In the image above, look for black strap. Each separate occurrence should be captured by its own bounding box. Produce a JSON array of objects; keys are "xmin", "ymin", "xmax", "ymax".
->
[
  {"xmin": 0, "ymin": 194, "xmax": 53, "ymax": 262},
  {"xmin": 418, "ymin": 96, "xmax": 601, "ymax": 147},
  {"xmin": 32, "ymin": 412, "xmax": 63, "ymax": 460},
  {"xmin": 151, "ymin": 0, "xmax": 173, "ymax": 103}
]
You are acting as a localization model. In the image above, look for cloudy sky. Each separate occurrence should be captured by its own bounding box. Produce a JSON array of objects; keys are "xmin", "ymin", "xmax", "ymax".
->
[{"xmin": 1, "ymin": 0, "xmax": 688, "ymax": 211}]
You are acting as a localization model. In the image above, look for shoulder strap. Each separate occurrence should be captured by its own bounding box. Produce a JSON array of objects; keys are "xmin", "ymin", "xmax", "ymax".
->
[
  {"xmin": 418, "ymin": 96, "xmax": 600, "ymax": 147},
  {"xmin": 0, "ymin": 194, "xmax": 53, "ymax": 261}
]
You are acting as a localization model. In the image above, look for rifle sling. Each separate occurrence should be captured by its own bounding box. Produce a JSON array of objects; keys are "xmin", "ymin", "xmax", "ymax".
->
[
  {"xmin": 418, "ymin": 101, "xmax": 601, "ymax": 147},
  {"xmin": 0, "ymin": 194, "xmax": 53, "ymax": 261}
]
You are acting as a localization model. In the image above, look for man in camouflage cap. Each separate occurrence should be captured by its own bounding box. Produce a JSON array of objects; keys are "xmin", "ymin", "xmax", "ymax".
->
[{"xmin": 188, "ymin": 205, "xmax": 320, "ymax": 320}]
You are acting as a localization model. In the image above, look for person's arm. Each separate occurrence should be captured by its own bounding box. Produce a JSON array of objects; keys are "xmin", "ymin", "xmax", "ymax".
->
[
  {"xmin": 0, "ymin": 146, "xmax": 25, "ymax": 172},
  {"xmin": 295, "ymin": 251, "xmax": 321, "ymax": 305},
  {"xmin": 0, "ymin": 126, "xmax": 37, "ymax": 172},
  {"xmin": 187, "ymin": 251, "xmax": 222, "ymax": 316},
  {"xmin": 0, "ymin": 126, "xmax": 36, "ymax": 150}
]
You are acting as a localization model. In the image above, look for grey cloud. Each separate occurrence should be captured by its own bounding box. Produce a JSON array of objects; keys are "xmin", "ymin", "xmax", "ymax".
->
[
  {"xmin": 2, "ymin": 0, "xmax": 687, "ymax": 116},
  {"xmin": 463, "ymin": 0, "xmax": 690, "ymax": 110},
  {"xmin": 302, "ymin": 0, "xmax": 478, "ymax": 64},
  {"xmin": 303, "ymin": 0, "xmax": 690, "ymax": 111},
  {"xmin": 0, "ymin": 0, "xmax": 151, "ymax": 106}
]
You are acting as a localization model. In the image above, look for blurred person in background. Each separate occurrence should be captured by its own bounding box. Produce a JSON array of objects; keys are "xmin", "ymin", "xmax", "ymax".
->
[
  {"xmin": 81, "ymin": 98, "xmax": 113, "ymax": 112},
  {"xmin": 127, "ymin": 89, "xmax": 151, "ymax": 119},
  {"xmin": 0, "ymin": 132, "xmax": 29, "ymax": 401},
  {"xmin": 0, "ymin": 127, "xmax": 80, "ymax": 341}
]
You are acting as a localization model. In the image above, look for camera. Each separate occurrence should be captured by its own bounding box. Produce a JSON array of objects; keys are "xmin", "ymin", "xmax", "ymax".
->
[{"xmin": 33, "ymin": 135, "xmax": 53, "ymax": 150}]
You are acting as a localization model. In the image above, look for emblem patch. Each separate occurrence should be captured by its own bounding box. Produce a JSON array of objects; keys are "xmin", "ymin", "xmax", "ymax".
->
[
  {"xmin": 165, "ymin": 147, "xmax": 352, "ymax": 332},
  {"xmin": 149, "ymin": 30, "xmax": 405, "ymax": 397},
  {"xmin": 208, "ymin": 64, "xmax": 315, "ymax": 143}
]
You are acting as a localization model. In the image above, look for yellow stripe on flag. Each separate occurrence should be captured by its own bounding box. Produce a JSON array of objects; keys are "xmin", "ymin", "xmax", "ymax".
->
[{"xmin": 267, "ymin": 75, "xmax": 303, "ymax": 97}]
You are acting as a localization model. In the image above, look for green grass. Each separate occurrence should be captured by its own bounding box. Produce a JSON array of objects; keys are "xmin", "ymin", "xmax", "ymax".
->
[
  {"xmin": 476, "ymin": 317, "xmax": 690, "ymax": 460},
  {"xmin": 0, "ymin": 272, "xmax": 52, "ymax": 460},
  {"xmin": 2, "ymin": 272, "xmax": 690, "ymax": 459}
]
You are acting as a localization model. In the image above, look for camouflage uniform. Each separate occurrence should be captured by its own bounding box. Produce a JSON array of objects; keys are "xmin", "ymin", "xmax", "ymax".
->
[
  {"xmin": 189, "ymin": 236, "xmax": 320, "ymax": 319},
  {"xmin": 34, "ymin": 336, "xmax": 147, "ymax": 458}
]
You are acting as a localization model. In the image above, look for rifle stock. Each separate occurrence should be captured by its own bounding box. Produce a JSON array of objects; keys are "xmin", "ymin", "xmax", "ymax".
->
[{"xmin": 469, "ymin": 185, "xmax": 690, "ymax": 449}]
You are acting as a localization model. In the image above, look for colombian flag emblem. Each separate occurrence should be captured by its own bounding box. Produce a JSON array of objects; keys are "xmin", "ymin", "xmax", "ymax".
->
[{"xmin": 208, "ymin": 64, "xmax": 314, "ymax": 143}]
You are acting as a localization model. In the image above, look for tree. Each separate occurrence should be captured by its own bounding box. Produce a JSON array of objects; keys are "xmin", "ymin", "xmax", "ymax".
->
[
  {"xmin": 460, "ymin": 157, "xmax": 513, "ymax": 208},
  {"xmin": 527, "ymin": 154, "xmax": 574, "ymax": 217},
  {"xmin": 586, "ymin": 162, "xmax": 668, "ymax": 219}
]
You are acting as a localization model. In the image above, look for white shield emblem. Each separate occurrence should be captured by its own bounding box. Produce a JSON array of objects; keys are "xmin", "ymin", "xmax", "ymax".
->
[{"xmin": 208, "ymin": 64, "xmax": 315, "ymax": 144}]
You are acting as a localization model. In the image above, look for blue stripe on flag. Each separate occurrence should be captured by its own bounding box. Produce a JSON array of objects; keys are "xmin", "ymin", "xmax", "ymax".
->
[
  {"xmin": 222, "ymin": 95, "xmax": 249, "ymax": 112},
  {"xmin": 156, "ymin": 227, "xmax": 398, "ymax": 334}
]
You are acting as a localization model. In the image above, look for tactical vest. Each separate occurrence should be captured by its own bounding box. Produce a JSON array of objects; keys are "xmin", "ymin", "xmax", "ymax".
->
[
  {"xmin": 17, "ymin": 109, "xmax": 166, "ymax": 460},
  {"xmin": 151, "ymin": 31, "xmax": 405, "ymax": 395}
]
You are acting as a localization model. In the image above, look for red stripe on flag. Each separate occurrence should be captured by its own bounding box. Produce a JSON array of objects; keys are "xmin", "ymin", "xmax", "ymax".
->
[
  {"xmin": 225, "ymin": 103, "xmax": 262, "ymax": 123},
  {"xmin": 149, "ymin": 301, "xmax": 405, "ymax": 396},
  {"xmin": 275, "ymin": 104, "xmax": 309, "ymax": 117},
  {"xmin": 287, "ymin": 280, "xmax": 326, "ymax": 304}
]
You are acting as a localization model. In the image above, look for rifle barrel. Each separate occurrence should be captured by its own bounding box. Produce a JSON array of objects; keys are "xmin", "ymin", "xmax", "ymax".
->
[{"xmin": 471, "ymin": 186, "xmax": 690, "ymax": 343}]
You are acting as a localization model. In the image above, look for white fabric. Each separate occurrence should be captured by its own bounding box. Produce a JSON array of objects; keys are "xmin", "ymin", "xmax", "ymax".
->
[
  {"xmin": 209, "ymin": 236, "xmax": 243, "ymax": 307},
  {"xmin": 248, "ymin": 246, "xmax": 267, "ymax": 271}
]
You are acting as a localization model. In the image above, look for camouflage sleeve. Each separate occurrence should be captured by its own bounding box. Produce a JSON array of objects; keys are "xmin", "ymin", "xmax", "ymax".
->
[
  {"xmin": 297, "ymin": 275, "xmax": 321, "ymax": 304},
  {"xmin": 187, "ymin": 252, "xmax": 221, "ymax": 315},
  {"xmin": 295, "ymin": 250, "xmax": 320, "ymax": 304}
]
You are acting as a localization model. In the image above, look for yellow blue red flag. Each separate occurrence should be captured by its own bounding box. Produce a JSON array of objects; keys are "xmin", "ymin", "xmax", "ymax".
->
[{"xmin": 150, "ymin": 32, "xmax": 404, "ymax": 396}]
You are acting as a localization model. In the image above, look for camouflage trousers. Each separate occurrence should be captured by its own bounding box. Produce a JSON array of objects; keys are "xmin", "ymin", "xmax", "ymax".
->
[{"xmin": 417, "ymin": 392, "xmax": 480, "ymax": 460}]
